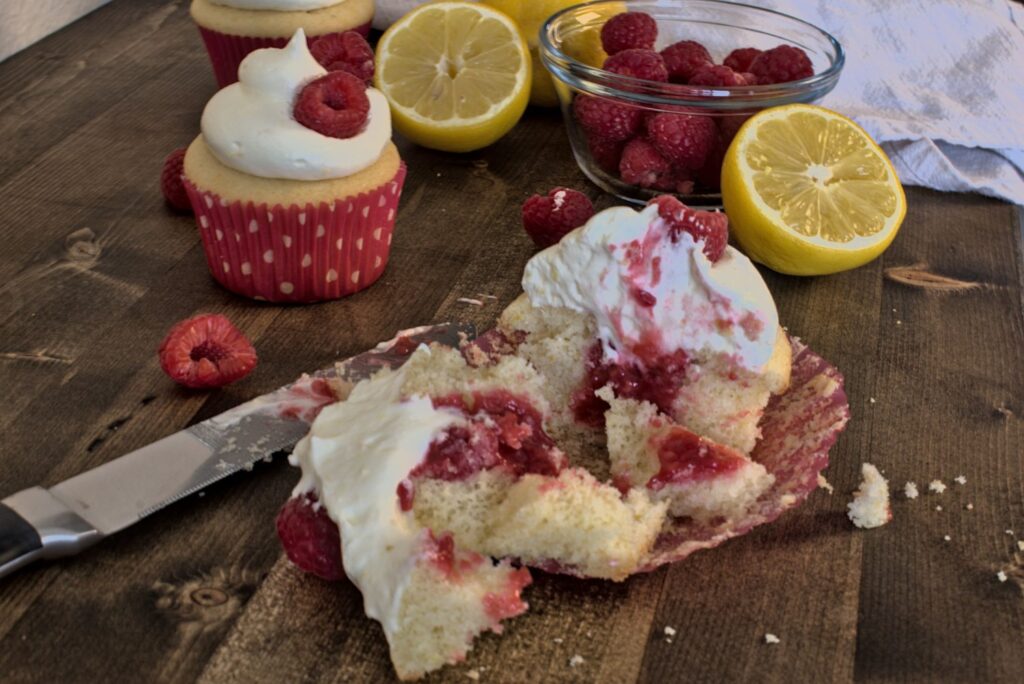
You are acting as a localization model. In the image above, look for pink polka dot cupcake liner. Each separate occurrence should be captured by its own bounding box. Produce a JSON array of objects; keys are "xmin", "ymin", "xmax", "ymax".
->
[
  {"xmin": 196, "ymin": 22, "xmax": 372, "ymax": 89},
  {"xmin": 184, "ymin": 163, "xmax": 406, "ymax": 303}
]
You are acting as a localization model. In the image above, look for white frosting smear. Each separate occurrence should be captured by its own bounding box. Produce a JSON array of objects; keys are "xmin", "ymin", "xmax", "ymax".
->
[
  {"xmin": 522, "ymin": 204, "xmax": 779, "ymax": 372},
  {"xmin": 201, "ymin": 29, "xmax": 391, "ymax": 181},
  {"xmin": 209, "ymin": 0, "xmax": 340, "ymax": 11},
  {"xmin": 289, "ymin": 348, "xmax": 458, "ymax": 638}
]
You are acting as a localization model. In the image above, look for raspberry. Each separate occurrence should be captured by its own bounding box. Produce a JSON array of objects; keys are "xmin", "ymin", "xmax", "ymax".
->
[
  {"xmin": 602, "ymin": 49, "xmax": 668, "ymax": 82},
  {"xmin": 522, "ymin": 187, "xmax": 595, "ymax": 248},
  {"xmin": 723, "ymin": 47, "xmax": 762, "ymax": 73},
  {"xmin": 660, "ymin": 40, "xmax": 712, "ymax": 83},
  {"xmin": 717, "ymin": 114, "xmax": 750, "ymax": 147},
  {"xmin": 587, "ymin": 136, "xmax": 625, "ymax": 174},
  {"xmin": 694, "ymin": 140, "xmax": 725, "ymax": 192},
  {"xmin": 160, "ymin": 148, "xmax": 191, "ymax": 213},
  {"xmin": 600, "ymin": 12, "xmax": 657, "ymax": 55},
  {"xmin": 574, "ymin": 94, "xmax": 643, "ymax": 142},
  {"xmin": 648, "ymin": 195, "xmax": 729, "ymax": 262},
  {"xmin": 158, "ymin": 314, "xmax": 257, "ymax": 389},
  {"xmin": 688, "ymin": 64, "xmax": 753, "ymax": 87},
  {"xmin": 309, "ymin": 31, "xmax": 375, "ymax": 84},
  {"xmin": 276, "ymin": 493, "xmax": 344, "ymax": 581},
  {"xmin": 619, "ymin": 138, "xmax": 673, "ymax": 189},
  {"xmin": 645, "ymin": 112, "xmax": 718, "ymax": 171},
  {"xmin": 749, "ymin": 45, "xmax": 813, "ymax": 84},
  {"xmin": 293, "ymin": 71, "xmax": 370, "ymax": 139}
]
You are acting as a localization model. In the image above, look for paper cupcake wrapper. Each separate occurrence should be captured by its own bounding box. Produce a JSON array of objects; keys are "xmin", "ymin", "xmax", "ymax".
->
[
  {"xmin": 197, "ymin": 22, "xmax": 372, "ymax": 88},
  {"xmin": 184, "ymin": 163, "xmax": 406, "ymax": 303}
]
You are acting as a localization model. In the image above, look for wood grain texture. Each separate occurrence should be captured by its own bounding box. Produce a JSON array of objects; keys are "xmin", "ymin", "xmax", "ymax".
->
[{"xmin": 0, "ymin": 1, "xmax": 1022, "ymax": 682}]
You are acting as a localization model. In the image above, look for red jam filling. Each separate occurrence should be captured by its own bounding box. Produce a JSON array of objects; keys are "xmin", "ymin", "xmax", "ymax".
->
[
  {"xmin": 571, "ymin": 341, "xmax": 689, "ymax": 428},
  {"xmin": 398, "ymin": 390, "xmax": 564, "ymax": 510},
  {"xmin": 423, "ymin": 531, "xmax": 487, "ymax": 582},
  {"xmin": 482, "ymin": 567, "xmax": 532, "ymax": 623},
  {"xmin": 647, "ymin": 426, "xmax": 745, "ymax": 490},
  {"xmin": 278, "ymin": 376, "xmax": 337, "ymax": 423}
]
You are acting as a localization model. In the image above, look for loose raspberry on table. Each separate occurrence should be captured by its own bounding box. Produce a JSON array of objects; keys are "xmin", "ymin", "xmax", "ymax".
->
[
  {"xmin": 158, "ymin": 314, "xmax": 257, "ymax": 389},
  {"xmin": 645, "ymin": 111, "xmax": 718, "ymax": 171},
  {"xmin": 522, "ymin": 187, "xmax": 595, "ymax": 248},
  {"xmin": 648, "ymin": 195, "xmax": 729, "ymax": 262},
  {"xmin": 723, "ymin": 47, "xmax": 762, "ymax": 73},
  {"xmin": 160, "ymin": 148, "xmax": 191, "ymax": 213},
  {"xmin": 660, "ymin": 40, "xmax": 712, "ymax": 83},
  {"xmin": 688, "ymin": 64, "xmax": 753, "ymax": 87},
  {"xmin": 276, "ymin": 493, "xmax": 344, "ymax": 581},
  {"xmin": 310, "ymin": 31, "xmax": 375, "ymax": 84},
  {"xmin": 293, "ymin": 71, "xmax": 370, "ymax": 139},
  {"xmin": 574, "ymin": 94, "xmax": 643, "ymax": 142},
  {"xmin": 587, "ymin": 136, "xmax": 625, "ymax": 174},
  {"xmin": 603, "ymin": 49, "xmax": 668, "ymax": 82},
  {"xmin": 619, "ymin": 138, "xmax": 674, "ymax": 189},
  {"xmin": 749, "ymin": 45, "xmax": 813, "ymax": 84},
  {"xmin": 600, "ymin": 12, "xmax": 658, "ymax": 55}
]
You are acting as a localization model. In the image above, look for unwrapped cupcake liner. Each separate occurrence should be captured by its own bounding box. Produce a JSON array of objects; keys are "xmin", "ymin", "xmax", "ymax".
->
[
  {"xmin": 184, "ymin": 163, "xmax": 406, "ymax": 303},
  {"xmin": 196, "ymin": 22, "xmax": 372, "ymax": 88}
]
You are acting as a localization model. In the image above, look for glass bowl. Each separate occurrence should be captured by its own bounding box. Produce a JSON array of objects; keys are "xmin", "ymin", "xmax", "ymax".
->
[{"xmin": 540, "ymin": 0, "xmax": 844, "ymax": 206}]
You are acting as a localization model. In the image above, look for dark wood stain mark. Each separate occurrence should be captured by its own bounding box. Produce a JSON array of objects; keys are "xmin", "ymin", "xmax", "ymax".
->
[
  {"xmin": 884, "ymin": 262, "xmax": 982, "ymax": 291},
  {"xmin": 85, "ymin": 415, "xmax": 132, "ymax": 453}
]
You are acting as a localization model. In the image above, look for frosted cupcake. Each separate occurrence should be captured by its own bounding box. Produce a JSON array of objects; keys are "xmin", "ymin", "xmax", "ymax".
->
[
  {"xmin": 191, "ymin": 0, "xmax": 375, "ymax": 87},
  {"xmin": 183, "ymin": 29, "xmax": 405, "ymax": 303}
]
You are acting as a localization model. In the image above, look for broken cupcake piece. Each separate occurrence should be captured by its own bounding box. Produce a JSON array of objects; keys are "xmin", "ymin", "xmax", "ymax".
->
[{"xmin": 848, "ymin": 463, "xmax": 892, "ymax": 529}]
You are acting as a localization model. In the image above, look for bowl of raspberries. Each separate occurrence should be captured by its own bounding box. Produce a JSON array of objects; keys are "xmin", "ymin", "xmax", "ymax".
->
[{"xmin": 540, "ymin": 0, "xmax": 844, "ymax": 205}]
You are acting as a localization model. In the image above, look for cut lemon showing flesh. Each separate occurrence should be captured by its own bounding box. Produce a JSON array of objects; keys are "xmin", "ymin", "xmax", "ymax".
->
[
  {"xmin": 375, "ymin": 1, "xmax": 531, "ymax": 153},
  {"xmin": 721, "ymin": 104, "xmax": 907, "ymax": 276}
]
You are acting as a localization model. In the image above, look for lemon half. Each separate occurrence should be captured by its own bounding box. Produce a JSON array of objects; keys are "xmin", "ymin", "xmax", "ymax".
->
[
  {"xmin": 722, "ymin": 104, "xmax": 907, "ymax": 276},
  {"xmin": 375, "ymin": 2, "xmax": 531, "ymax": 153}
]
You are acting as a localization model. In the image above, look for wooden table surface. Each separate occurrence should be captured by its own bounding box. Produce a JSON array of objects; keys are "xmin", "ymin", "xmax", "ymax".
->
[{"xmin": 1, "ymin": 1, "xmax": 1022, "ymax": 682}]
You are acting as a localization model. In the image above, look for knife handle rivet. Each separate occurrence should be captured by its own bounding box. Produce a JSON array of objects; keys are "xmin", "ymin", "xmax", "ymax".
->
[{"xmin": 190, "ymin": 587, "xmax": 228, "ymax": 607}]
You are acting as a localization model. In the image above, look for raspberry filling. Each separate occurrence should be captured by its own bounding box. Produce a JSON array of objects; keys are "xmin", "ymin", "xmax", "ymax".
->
[
  {"xmin": 571, "ymin": 341, "xmax": 689, "ymax": 428},
  {"xmin": 483, "ymin": 568, "xmax": 532, "ymax": 623},
  {"xmin": 647, "ymin": 427, "xmax": 746, "ymax": 490},
  {"xmin": 398, "ymin": 391, "xmax": 564, "ymax": 510},
  {"xmin": 423, "ymin": 531, "xmax": 486, "ymax": 581}
]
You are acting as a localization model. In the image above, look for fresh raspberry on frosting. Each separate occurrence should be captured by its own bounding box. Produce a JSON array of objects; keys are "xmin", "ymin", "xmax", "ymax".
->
[
  {"xmin": 723, "ymin": 47, "xmax": 762, "ymax": 73},
  {"xmin": 600, "ymin": 12, "xmax": 658, "ymax": 55},
  {"xmin": 749, "ymin": 45, "xmax": 813, "ymax": 84},
  {"xmin": 648, "ymin": 195, "xmax": 728, "ymax": 262},
  {"xmin": 160, "ymin": 148, "xmax": 191, "ymax": 213},
  {"xmin": 293, "ymin": 71, "xmax": 371, "ymax": 139},
  {"xmin": 310, "ymin": 31, "xmax": 375, "ymax": 84},
  {"xmin": 688, "ymin": 64, "xmax": 753, "ymax": 87},
  {"xmin": 276, "ymin": 492, "xmax": 345, "ymax": 581},
  {"xmin": 574, "ymin": 95, "xmax": 643, "ymax": 142},
  {"xmin": 522, "ymin": 188, "xmax": 595, "ymax": 248},
  {"xmin": 619, "ymin": 138, "xmax": 674, "ymax": 189},
  {"xmin": 158, "ymin": 314, "xmax": 257, "ymax": 389},
  {"xmin": 645, "ymin": 112, "xmax": 718, "ymax": 171},
  {"xmin": 660, "ymin": 40, "xmax": 712, "ymax": 83},
  {"xmin": 602, "ymin": 49, "xmax": 668, "ymax": 82}
]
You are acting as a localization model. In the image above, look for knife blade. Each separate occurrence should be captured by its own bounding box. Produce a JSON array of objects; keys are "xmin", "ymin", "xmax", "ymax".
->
[{"xmin": 0, "ymin": 322, "xmax": 475, "ymax": 579}]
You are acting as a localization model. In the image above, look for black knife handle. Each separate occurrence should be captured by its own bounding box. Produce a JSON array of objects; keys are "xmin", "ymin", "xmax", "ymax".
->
[{"xmin": 0, "ymin": 503, "xmax": 43, "ymax": 576}]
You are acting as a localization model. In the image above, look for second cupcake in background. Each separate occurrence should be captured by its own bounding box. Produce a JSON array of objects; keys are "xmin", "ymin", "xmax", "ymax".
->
[
  {"xmin": 191, "ymin": 0, "xmax": 375, "ymax": 87},
  {"xmin": 183, "ymin": 29, "xmax": 405, "ymax": 303}
]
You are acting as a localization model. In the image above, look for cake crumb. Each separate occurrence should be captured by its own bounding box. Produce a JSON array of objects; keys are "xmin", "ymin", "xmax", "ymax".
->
[
  {"xmin": 1005, "ymin": 530, "xmax": 1015, "ymax": 536},
  {"xmin": 1017, "ymin": 541, "xmax": 1024, "ymax": 551},
  {"xmin": 904, "ymin": 482, "xmax": 919, "ymax": 499},
  {"xmin": 928, "ymin": 480, "xmax": 946, "ymax": 494},
  {"xmin": 996, "ymin": 571, "xmax": 1008, "ymax": 583},
  {"xmin": 553, "ymin": 637, "xmax": 563, "ymax": 644},
  {"xmin": 465, "ymin": 670, "xmax": 480, "ymax": 681},
  {"xmin": 764, "ymin": 633, "xmax": 780, "ymax": 644},
  {"xmin": 664, "ymin": 626, "xmax": 677, "ymax": 637},
  {"xmin": 896, "ymin": 319, "xmax": 902, "ymax": 325},
  {"xmin": 848, "ymin": 463, "xmax": 891, "ymax": 529},
  {"xmin": 869, "ymin": 397, "xmax": 876, "ymax": 404},
  {"xmin": 954, "ymin": 475, "xmax": 967, "ymax": 485},
  {"xmin": 943, "ymin": 535, "xmax": 951, "ymax": 542},
  {"xmin": 569, "ymin": 655, "xmax": 585, "ymax": 668},
  {"xmin": 817, "ymin": 474, "xmax": 834, "ymax": 494},
  {"xmin": 965, "ymin": 503, "xmax": 973, "ymax": 511},
  {"xmin": 935, "ymin": 505, "xmax": 943, "ymax": 511},
  {"xmin": 456, "ymin": 298, "xmax": 484, "ymax": 307}
]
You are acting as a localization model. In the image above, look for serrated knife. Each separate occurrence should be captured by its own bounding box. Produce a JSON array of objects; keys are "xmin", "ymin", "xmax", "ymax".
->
[{"xmin": 0, "ymin": 323, "xmax": 474, "ymax": 580}]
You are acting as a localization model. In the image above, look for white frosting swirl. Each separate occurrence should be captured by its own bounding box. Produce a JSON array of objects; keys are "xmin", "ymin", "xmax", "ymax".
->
[
  {"xmin": 208, "ymin": 0, "xmax": 341, "ymax": 10},
  {"xmin": 522, "ymin": 204, "xmax": 779, "ymax": 372},
  {"xmin": 200, "ymin": 29, "xmax": 391, "ymax": 181}
]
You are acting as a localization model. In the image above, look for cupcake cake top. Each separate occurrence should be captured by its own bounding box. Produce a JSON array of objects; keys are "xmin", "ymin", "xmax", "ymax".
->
[
  {"xmin": 200, "ymin": 29, "xmax": 391, "ymax": 181},
  {"xmin": 522, "ymin": 201, "xmax": 779, "ymax": 372},
  {"xmin": 206, "ymin": 0, "xmax": 341, "ymax": 10}
]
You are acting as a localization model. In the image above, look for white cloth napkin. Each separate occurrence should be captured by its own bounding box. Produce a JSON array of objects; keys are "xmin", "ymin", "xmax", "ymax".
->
[{"xmin": 749, "ymin": 0, "xmax": 1024, "ymax": 205}]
